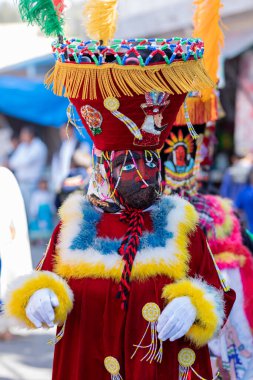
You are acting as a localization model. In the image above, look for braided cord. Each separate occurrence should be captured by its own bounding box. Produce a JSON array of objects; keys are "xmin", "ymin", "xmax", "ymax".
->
[{"xmin": 103, "ymin": 153, "xmax": 144, "ymax": 310}]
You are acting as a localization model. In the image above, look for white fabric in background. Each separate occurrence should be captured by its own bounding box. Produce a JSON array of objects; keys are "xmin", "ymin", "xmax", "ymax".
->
[
  {"xmin": 209, "ymin": 268, "xmax": 253, "ymax": 380},
  {"xmin": 0, "ymin": 167, "xmax": 32, "ymax": 332}
]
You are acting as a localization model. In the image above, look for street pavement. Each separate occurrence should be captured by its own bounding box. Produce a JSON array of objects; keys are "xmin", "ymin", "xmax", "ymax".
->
[
  {"xmin": 0, "ymin": 243, "xmax": 54, "ymax": 380},
  {"xmin": 0, "ymin": 330, "xmax": 54, "ymax": 380}
]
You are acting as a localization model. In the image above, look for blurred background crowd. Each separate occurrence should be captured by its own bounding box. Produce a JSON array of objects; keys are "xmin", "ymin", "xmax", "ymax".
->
[
  {"xmin": 0, "ymin": 121, "xmax": 92, "ymax": 243},
  {"xmin": 0, "ymin": 0, "xmax": 253, "ymax": 378}
]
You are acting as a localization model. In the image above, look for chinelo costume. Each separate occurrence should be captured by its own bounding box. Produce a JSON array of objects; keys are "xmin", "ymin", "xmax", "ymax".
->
[
  {"xmin": 162, "ymin": 1, "xmax": 253, "ymax": 379},
  {"xmin": 5, "ymin": 1, "xmax": 235, "ymax": 379}
]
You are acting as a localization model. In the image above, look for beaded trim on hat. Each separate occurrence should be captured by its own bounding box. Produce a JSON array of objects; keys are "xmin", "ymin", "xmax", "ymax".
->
[
  {"xmin": 50, "ymin": 37, "xmax": 204, "ymax": 64},
  {"xmin": 45, "ymin": 37, "xmax": 214, "ymax": 100}
]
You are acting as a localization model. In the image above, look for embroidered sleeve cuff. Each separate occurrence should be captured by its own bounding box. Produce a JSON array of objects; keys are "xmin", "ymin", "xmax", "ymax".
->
[
  {"xmin": 5, "ymin": 271, "xmax": 74, "ymax": 329},
  {"xmin": 162, "ymin": 278, "xmax": 225, "ymax": 347}
]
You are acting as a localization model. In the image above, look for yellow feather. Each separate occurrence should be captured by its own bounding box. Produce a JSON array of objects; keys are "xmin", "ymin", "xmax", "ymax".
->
[
  {"xmin": 83, "ymin": 0, "xmax": 118, "ymax": 45},
  {"xmin": 5, "ymin": 272, "xmax": 73, "ymax": 328},
  {"xmin": 55, "ymin": 201, "xmax": 198, "ymax": 282},
  {"xmin": 162, "ymin": 279, "xmax": 219, "ymax": 347},
  {"xmin": 193, "ymin": 0, "xmax": 224, "ymax": 100},
  {"xmin": 214, "ymin": 252, "xmax": 246, "ymax": 267}
]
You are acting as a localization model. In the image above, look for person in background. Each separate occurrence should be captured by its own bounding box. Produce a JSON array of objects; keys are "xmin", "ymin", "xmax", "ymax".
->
[
  {"xmin": 29, "ymin": 179, "xmax": 55, "ymax": 243},
  {"xmin": 6, "ymin": 132, "xmax": 20, "ymax": 162},
  {"xmin": 0, "ymin": 115, "xmax": 12, "ymax": 165},
  {"xmin": 55, "ymin": 148, "xmax": 92, "ymax": 208},
  {"xmin": 8, "ymin": 126, "xmax": 47, "ymax": 219},
  {"xmin": 220, "ymin": 154, "xmax": 252, "ymax": 202},
  {"xmin": 0, "ymin": 167, "xmax": 32, "ymax": 340},
  {"xmin": 235, "ymin": 167, "xmax": 253, "ymax": 233},
  {"xmin": 51, "ymin": 124, "xmax": 91, "ymax": 207}
]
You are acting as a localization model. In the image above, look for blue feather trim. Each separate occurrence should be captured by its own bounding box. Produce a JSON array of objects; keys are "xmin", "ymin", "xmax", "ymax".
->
[{"xmin": 70, "ymin": 198, "xmax": 174, "ymax": 254}]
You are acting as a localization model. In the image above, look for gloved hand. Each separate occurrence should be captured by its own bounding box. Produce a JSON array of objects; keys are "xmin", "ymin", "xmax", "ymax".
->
[
  {"xmin": 157, "ymin": 296, "xmax": 196, "ymax": 342},
  {"xmin": 26, "ymin": 288, "xmax": 59, "ymax": 328}
]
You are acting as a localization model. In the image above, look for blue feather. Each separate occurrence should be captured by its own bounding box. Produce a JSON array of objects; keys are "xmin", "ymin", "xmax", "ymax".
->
[{"xmin": 70, "ymin": 198, "xmax": 174, "ymax": 254}]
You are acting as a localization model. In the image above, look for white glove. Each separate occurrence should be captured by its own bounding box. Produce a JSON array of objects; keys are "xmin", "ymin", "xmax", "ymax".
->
[
  {"xmin": 26, "ymin": 288, "xmax": 59, "ymax": 328},
  {"xmin": 157, "ymin": 296, "xmax": 196, "ymax": 342}
]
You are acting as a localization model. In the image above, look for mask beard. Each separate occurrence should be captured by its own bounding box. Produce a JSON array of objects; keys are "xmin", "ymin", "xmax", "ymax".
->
[{"xmin": 117, "ymin": 182, "xmax": 159, "ymax": 209}]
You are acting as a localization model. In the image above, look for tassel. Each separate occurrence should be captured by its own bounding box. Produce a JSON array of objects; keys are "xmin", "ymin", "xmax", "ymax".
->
[
  {"xmin": 178, "ymin": 348, "xmax": 220, "ymax": 380},
  {"xmin": 104, "ymin": 356, "xmax": 123, "ymax": 380},
  {"xmin": 18, "ymin": 0, "xmax": 64, "ymax": 36},
  {"xmin": 45, "ymin": 59, "xmax": 214, "ymax": 100},
  {"xmin": 66, "ymin": 102, "xmax": 86, "ymax": 138},
  {"xmin": 104, "ymin": 97, "xmax": 142, "ymax": 140},
  {"xmin": 48, "ymin": 321, "xmax": 66, "ymax": 345},
  {"xmin": 193, "ymin": 134, "xmax": 204, "ymax": 178},
  {"xmin": 131, "ymin": 303, "xmax": 163, "ymax": 364},
  {"xmin": 84, "ymin": 0, "xmax": 118, "ymax": 45},
  {"xmin": 206, "ymin": 241, "xmax": 231, "ymax": 293},
  {"xmin": 183, "ymin": 100, "xmax": 199, "ymax": 139},
  {"xmin": 175, "ymin": 94, "xmax": 218, "ymax": 126},
  {"xmin": 193, "ymin": 0, "xmax": 224, "ymax": 100}
]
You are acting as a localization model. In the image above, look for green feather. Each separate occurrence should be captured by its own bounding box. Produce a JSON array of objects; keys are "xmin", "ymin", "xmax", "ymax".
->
[{"xmin": 19, "ymin": 0, "xmax": 64, "ymax": 37}]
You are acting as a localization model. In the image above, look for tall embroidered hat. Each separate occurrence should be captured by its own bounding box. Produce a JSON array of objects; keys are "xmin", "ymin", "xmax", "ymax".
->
[
  {"xmin": 45, "ymin": 37, "xmax": 213, "ymax": 151},
  {"xmin": 17, "ymin": 0, "xmax": 214, "ymax": 151}
]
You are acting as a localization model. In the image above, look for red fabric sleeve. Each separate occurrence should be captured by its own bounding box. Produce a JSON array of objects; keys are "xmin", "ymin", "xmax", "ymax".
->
[
  {"xmin": 37, "ymin": 223, "xmax": 62, "ymax": 272},
  {"xmin": 188, "ymin": 226, "xmax": 236, "ymax": 321}
]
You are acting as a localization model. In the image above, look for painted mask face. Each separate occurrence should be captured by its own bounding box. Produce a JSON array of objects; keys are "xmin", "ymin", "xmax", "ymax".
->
[
  {"xmin": 111, "ymin": 150, "xmax": 160, "ymax": 209},
  {"xmin": 175, "ymin": 145, "xmax": 187, "ymax": 166}
]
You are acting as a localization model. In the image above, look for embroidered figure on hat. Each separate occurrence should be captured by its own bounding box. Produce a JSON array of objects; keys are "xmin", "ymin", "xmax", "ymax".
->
[
  {"xmin": 80, "ymin": 105, "xmax": 103, "ymax": 135},
  {"xmin": 165, "ymin": 129, "xmax": 195, "ymax": 175},
  {"xmin": 134, "ymin": 92, "xmax": 170, "ymax": 147}
]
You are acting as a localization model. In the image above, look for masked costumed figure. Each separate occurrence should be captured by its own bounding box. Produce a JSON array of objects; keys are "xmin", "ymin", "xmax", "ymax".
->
[{"xmin": 5, "ymin": 1, "xmax": 235, "ymax": 379}]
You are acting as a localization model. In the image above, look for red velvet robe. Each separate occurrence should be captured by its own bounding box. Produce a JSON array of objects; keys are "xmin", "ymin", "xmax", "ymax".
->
[{"xmin": 41, "ymin": 208, "xmax": 235, "ymax": 380}]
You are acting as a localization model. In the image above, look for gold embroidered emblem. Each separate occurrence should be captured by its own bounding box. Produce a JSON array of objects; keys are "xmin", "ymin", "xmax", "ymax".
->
[
  {"xmin": 178, "ymin": 348, "xmax": 196, "ymax": 367},
  {"xmin": 142, "ymin": 302, "xmax": 160, "ymax": 323},
  {"xmin": 104, "ymin": 356, "xmax": 123, "ymax": 379},
  {"xmin": 104, "ymin": 97, "xmax": 120, "ymax": 112},
  {"xmin": 131, "ymin": 302, "xmax": 163, "ymax": 363}
]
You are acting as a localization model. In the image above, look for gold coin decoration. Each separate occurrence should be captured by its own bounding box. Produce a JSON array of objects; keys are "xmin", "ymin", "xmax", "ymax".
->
[
  {"xmin": 178, "ymin": 348, "xmax": 196, "ymax": 367},
  {"xmin": 104, "ymin": 356, "xmax": 120, "ymax": 375},
  {"xmin": 142, "ymin": 302, "xmax": 161, "ymax": 323},
  {"xmin": 104, "ymin": 97, "xmax": 120, "ymax": 112}
]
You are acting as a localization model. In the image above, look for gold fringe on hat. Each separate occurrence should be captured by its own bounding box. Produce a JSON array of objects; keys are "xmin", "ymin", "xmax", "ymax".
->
[
  {"xmin": 84, "ymin": 0, "xmax": 118, "ymax": 45},
  {"xmin": 175, "ymin": 93, "xmax": 218, "ymax": 126},
  {"xmin": 45, "ymin": 59, "xmax": 214, "ymax": 100}
]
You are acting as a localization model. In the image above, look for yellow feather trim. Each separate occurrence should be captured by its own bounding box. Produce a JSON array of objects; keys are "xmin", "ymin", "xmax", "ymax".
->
[
  {"xmin": 54, "ymin": 198, "xmax": 198, "ymax": 281},
  {"xmin": 175, "ymin": 93, "xmax": 218, "ymax": 126},
  {"xmin": 214, "ymin": 252, "xmax": 246, "ymax": 267},
  {"xmin": 84, "ymin": 0, "xmax": 118, "ymax": 45},
  {"xmin": 58, "ymin": 192, "xmax": 84, "ymax": 223},
  {"xmin": 5, "ymin": 271, "xmax": 73, "ymax": 329},
  {"xmin": 193, "ymin": 0, "xmax": 224, "ymax": 100},
  {"xmin": 45, "ymin": 59, "xmax": 214, "ymax": 100},
  {"xmin": 162, "ymin": 279, "xmax": 222, "ymax": 347}
]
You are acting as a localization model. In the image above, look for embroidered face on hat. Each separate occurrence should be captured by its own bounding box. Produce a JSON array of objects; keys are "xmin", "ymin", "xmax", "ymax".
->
[{"xmin": 161, "ymin": 125, "xmax": 206, "ymax": 195}]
